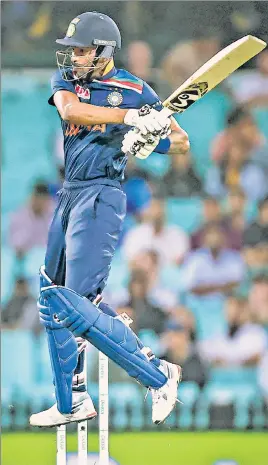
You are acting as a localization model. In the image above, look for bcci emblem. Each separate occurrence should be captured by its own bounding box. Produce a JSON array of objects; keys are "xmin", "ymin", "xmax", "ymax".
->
[
  {"xmin": 66, "ymin": 17, "xmax": 80, "ymax": 38},
  {"xmin": 107, "ymin": 91, "xmax": 123, "ymax": 107}
]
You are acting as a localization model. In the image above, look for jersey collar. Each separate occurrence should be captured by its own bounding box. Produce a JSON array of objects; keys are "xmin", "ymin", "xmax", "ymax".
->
[{"xmin": 99, "ymin": 59, "xmax": 117, "ymax": 80}]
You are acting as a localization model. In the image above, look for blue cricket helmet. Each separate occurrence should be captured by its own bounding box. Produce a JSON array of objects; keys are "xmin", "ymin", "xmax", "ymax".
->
[
  {"xmin": 56, "ymin": 12, "xmax": 121, "ymax": 81},
  {"xmin": 56, "ymin": 11, "xmax": 121, "ymax": 50}
]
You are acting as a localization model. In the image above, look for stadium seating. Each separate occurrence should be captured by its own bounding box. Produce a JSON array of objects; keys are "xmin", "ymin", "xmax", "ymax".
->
[
  {"xmin": 177, "ymin": 381, "xmax": 200, "ymax": 429},
  {"xmin": 252, "ymin": 108, "xmax": 268, "ymax": 137},
  {"xmin": 23, "ymin": 246, "xmax": 46, "ymax": 297},
  {"xmin": 106, "ymin": 249, "xmax": 130, "ymax": 292},
  {"xmin": 195, "ymin": 367, "xmax": 260, "ymax": 429},
  {"xmin": 1, "ymin": 246, "xmax": 17, "ymax": 305},
  {"xmin": 176, "ymin": 89, "xmax": 233, "ymax": 178},
  {"xmin": 1, "ymin": 330, "xmax": 35, "ymax": 400},
  {"xmin": 165, "ymin": 197, "xmax": 203, "ymax": 233},
  {"xmin": 1, "ymin": 330, "xmax": 266, "ymax": 431},
  {"xmin": 136, "ymin": 151, "xmax": 170, "ymax": 178},
  {"xmin": 184, "ymin": 294, "xmax": 227, "ymax": 340},
  {"xmin": 138, "ymin": 329, "xmax": 161, "ymax": 356}
]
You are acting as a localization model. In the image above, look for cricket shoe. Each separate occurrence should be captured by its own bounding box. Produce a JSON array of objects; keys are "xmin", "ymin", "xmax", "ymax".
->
[
  {"xmin": 29, "ymin": 391, "xmax": 97, "ymax": 428},
  {"xmin": 151, "ymin": 360, "xmax": 182, "ymax": 425}
]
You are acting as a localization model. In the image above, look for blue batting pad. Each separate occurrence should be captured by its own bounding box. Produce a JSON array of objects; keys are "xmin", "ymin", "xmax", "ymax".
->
[
  {"xmin": 39, "ymin": 267, "xmax": 78, "ymax": 414},
  {"xmin": 41, "ymin": 285, "xmax": 167, "ymax": 389}
]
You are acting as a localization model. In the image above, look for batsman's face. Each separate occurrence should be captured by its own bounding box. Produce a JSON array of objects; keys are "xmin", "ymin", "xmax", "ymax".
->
[
  {"xmin": 71, "ymin": 47, "xmax": 110, "ymax": 80},
  {"xmin": 71, "ymin": 47, "xmax": 97, "ymax": 78}
]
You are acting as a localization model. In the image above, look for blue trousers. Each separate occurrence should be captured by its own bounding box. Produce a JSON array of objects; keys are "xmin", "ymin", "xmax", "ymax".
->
[{"xmin": 45, "ymin": 180, "xmax": 126, "ymax": 298}]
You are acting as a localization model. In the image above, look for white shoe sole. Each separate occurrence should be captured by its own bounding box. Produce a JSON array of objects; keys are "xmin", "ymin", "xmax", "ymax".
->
[
  {"xmin": 154, "ymin": 365, "xmax": 182, "ymax": 425},
  {"xmin": 30, "ymin": 410, "xmax": 97, "ymax": 428},
  {"xmin": 39, "ymin": 411, "xmax": 97, "ymax": 428},
  {"xmin": 30, "ymin": 399, "xmax": 97, "ymax": 428}
]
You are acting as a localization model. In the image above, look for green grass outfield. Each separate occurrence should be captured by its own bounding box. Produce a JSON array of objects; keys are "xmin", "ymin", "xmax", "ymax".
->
[{"xmin": 2, "ymin": 431, "xmax": 267, "ymax": 465}]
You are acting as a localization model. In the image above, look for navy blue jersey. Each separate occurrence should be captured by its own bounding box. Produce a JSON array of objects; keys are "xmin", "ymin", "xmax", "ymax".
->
[{"xmin": 49, "ymin": 66, "xmax": 163, "ymax": 183}]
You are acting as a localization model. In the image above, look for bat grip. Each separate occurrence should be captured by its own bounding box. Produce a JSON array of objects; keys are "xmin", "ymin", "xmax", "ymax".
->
[{"xmin": 160, "ymin": 106, "xmax": 174, "ymax": 118}]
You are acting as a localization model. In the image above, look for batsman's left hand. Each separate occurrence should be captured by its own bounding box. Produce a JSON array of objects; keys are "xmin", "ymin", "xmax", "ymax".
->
[{"xmin": 121, "ymin": 128, "xmax": 160, "ymax": 159}]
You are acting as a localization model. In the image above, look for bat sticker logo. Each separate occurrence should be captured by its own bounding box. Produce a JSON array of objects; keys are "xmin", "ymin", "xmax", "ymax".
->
[{"xmin": 168, "ymin": 82, "xmax": 208, "ymax": 112}]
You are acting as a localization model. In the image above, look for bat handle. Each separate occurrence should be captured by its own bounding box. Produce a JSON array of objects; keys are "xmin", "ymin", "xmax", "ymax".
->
[{"xmin": 160, "ymin": 106, "xmax": 174, "ymax": 118}]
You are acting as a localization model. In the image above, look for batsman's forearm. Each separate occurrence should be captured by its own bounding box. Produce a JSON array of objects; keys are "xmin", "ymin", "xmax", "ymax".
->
[
  {"xmin": 63, "ymin": 102, "xmax": 128, "ymax": 125},
  {"xmin": 168, "ymin": 130, "xmax": 190, "ymax": 154}
]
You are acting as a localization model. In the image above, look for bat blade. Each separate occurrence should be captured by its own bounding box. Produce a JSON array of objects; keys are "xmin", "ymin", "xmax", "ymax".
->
[{"xmin": 163, "ymin": 35, "xmax": 266, "ymax": 115}]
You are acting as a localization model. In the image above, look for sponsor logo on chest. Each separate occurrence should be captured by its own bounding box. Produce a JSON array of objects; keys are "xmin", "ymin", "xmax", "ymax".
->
[{"xmin": 75, "ymin": 84, "xmax": 91, "ymax": 100}]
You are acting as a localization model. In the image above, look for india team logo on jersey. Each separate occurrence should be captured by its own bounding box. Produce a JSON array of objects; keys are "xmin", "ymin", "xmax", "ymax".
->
[
  {"xmin": 107, "ymin": 91, "xmax": 123, "ymax": 106},
  {"xmin": 75, "ymin": 84, "xmax": 91, "ymax": 100}
]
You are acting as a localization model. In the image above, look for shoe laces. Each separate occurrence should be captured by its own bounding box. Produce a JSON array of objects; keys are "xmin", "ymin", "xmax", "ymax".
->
[
  {"xmin": 144, "ymin": 387, "xmax": 183, "ymax": 406},
  {"xmin": 144, "ymin": 387, "xmax": 166, "ymax": 405}
]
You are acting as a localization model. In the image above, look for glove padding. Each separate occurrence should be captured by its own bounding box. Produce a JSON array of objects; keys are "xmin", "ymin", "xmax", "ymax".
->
[
  {"xmin": 122, "ymin": 128, "xmax": 160, "ymax": 159},
  {"xmin": 124, "ymin": 104, "xmax": 171, "ymax": 138}
]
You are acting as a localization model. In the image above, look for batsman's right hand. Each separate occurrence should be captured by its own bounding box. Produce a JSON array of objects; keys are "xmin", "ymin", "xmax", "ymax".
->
[
  {"xmin": 124, "ymin": 104, "xmax": 171, "ymax": 138},
  {"xmin": 122, "ymin": 128, "xmax": 160, "ymax": 159}
]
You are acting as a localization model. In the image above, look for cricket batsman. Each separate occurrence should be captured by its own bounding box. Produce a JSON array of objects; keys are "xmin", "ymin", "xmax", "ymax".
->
[{"xmin": 30, "ymin": 11, "xmax": 189, "ymax": 428}]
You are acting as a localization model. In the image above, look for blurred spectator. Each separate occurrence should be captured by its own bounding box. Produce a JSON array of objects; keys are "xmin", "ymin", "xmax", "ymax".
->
[
  {"xmin": 117, "ymin": 157, "xmax": 153, "ymax": 247},
  {"xmin": 242, "ymin": 241, "xmax": 268, "ymax": 293},
  {"xmin": 248, "ymin": 275, "xmax": 268, "ymax": 327},
  {"xmin": 241, "ymin": 198, "xmax": 268, "ymax": 290},
  {"xmin": 224, "ymin": 211, "xmax": 245, "ymax": 251},
  {"xmin": 183, "ymin": 224, "xmax": 245, "ymax": 297},
  {"xmin": 224, "ymin": 186, "xmax": 247, "ymax": 217},
  {"xmin": 128, "ymin": 250, "xmax": 178, "ymax": 311},
  {"xmin": 199, "ymin": 295, "xmax": 267, "ymax": 367},
  {"xmin": 222, "ymin": 187, "xmax": 247, "ymax": 250},
  {"xmin": 124, "ymin": 154, "xmax": 149, "ymax": 182},
  {"xmin": 168, "ymin": 305, "xmax": 197, "ymax": 342},
  {"xmin": 123, "ymin": 198, "xmax": 190, "ymax": 265},
  {"xmin": 191, "ymin": 195, "xmax": 244, "ymax": 250},
  {"xmin": 116, "ymin": 268, "xmax": 168, "ymax": 335},
  {"xmin": 244, "ymin": 197, "xmax": 268, "ymax": 246},
  {"xmin": 123, "ymin": 156, "xmax": 152, "ymax": 218},
  {"xmin": 8, "ymin": 182, "xmax": 54, "ymax": 258},
  {"xmin": 105, "ymin": 249, "xmax": 179, "ymax": 311},
  {"xmin": 206, "ymin": 138, "xmax": 268, "ymax": 201},
  {"xmin": 126, "ymin": 40, "xmax": 171, "ymax": 99},
  {"xmin": 191, "ymin": 196, "xmax": 221, "ymax": 250},
  {"xmin": 211, "ymin": 106, "xmax": 268, "ymax": 174},
  {"xmin": 161, "ymin": 36, "xmax": 221, "ymax": 90},
  {"xmin": 1, "ymin": 278, "xmax": 40, "ymax": 333},
  {"xmin": 156, "ymin": 152, "xmax": 203, "ymax": 198},
  {"xmin": 229, "ymin": 50, "xmax": 268, "ymax": 107},
  {"xmin": 161, "ymin": 321, "xmax": 207, "ymax": 388}
]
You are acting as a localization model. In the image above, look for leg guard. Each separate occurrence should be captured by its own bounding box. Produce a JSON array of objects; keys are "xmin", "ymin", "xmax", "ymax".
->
[
  {"xmin": 40, "ymin": 286, "xmax": 167, "ymax": 389},
  {"xmin": 72, "ymin": 299, "xmax": 118, "ymax": 392},
  {"xmin": 72, "ymin": 338, "xmax": 87, "ymax": 392},
  {"xmin": 39, "ymin": 267, "xmax": 78, "ymax": 414}
]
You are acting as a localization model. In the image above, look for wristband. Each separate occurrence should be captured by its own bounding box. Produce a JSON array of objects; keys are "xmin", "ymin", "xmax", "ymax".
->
[{"xmin": 155, "ymin": 137, "xmax": 171, "ymax": 154}]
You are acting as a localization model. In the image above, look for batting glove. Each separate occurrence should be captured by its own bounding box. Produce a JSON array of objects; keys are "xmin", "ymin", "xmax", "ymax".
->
[
  {"xmin": 122, "ymin": 128, "xmax": 160, "ymax": 159},
  {"xmin": 124, "ymin": 104, "xmax": 171, "ymax": 138}
]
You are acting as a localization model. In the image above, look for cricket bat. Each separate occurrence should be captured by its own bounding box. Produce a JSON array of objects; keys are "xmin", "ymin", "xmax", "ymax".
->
[{"xmin": 161, "ymin": 35, "xmax": 266, "ymax": 117}]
